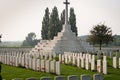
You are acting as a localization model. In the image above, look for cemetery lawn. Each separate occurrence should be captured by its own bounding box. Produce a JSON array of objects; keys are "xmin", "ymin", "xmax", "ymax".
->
[{"xmin": 1, "ymin": 60, "xmax": 120, "ymax": 80}]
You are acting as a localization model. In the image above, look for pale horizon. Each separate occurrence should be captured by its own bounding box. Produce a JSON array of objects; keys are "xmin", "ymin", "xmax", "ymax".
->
[{"xmin": 0, "ymin": 0, "xmax": 120, "ymax": 41}]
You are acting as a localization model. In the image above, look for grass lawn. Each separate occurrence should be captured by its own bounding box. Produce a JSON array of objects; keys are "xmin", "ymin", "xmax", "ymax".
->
[{"xmin": 1, "ymin": 58, "xmax": 120, "ymax": 80}]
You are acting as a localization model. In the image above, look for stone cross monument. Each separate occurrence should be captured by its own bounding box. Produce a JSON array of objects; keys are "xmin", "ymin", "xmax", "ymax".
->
[
  {"xmin": 30, "ymin": 0, "xmax": 94, "ymax": 54},
  {"xmin": 64, "ymin": 0, "xmax": 70, "ymax": 25}
]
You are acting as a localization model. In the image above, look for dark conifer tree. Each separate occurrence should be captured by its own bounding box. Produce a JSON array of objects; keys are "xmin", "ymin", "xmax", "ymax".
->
[
  {"xmin": 69, "ymin": 8, "xmax": 78, "ymax": 36},
  {"xmin": 41, "ymin": 7, "xmax": 50, "ymax": 40},
  {"xmin": 48, "ymin": 6, "xmax": 60, "ymax": 40}
]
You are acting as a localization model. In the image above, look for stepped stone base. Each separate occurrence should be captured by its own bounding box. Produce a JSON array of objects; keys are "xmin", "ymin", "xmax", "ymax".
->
[{"xmin": 30, "ymin": 24, "xmax": 94, "ymax": 54}]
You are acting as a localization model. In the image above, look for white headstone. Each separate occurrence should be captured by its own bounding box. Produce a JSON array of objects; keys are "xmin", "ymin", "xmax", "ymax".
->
[
  {"xmin": 119, "ymin": 57, "xmax": 120, "ymax": 68},
  {"xmin": 77, "ymin": 56, "xmax": 80, "ymax": 67},
  {"xmin": 103, "ymin": 56, "xmax": 106, "ymax": 61},
  {"xmin": 62, "ymin": 55, "xmax": 65, "ymax": 63},
  {"xmin": 36, "ymin": 59, "xmax": 40, "ymax": 71},
  {"xmin": 113, "ymin": 57, "xmax": 117, "ymax": 68},
  {"xmin": 88, "ymin": 54, "xmax": 91, "ymax": 63},
  {"xmin": 50, "ymin": 61, "xmax": 55, "ymax": 73},
  {"xmin": 21, "ymin": 57, "xmax": 25, "ymax": 67},
  {"xmin": 45, "ymin": 60, "xmax": 50, "ymax": 73},
  {"xmin": 59, "ymin": 54, "xmax": 62, "ymax": 62},
  {"xmin": 68, "ymin": 55, "xmax": 71, "ymax": 63},
  {"xmin": 81, "ymin": 58, "xmax": 84, "ymax": 68},
  {"xmin": 15, "ymin": 57, "xmax": 19, "ymax": 67},
  {"xmin": 97, "ymin": 60, "xmax": 101, "ymax": 73},
  {"xmin": 85, "ymin": 58, "xmax": 89, "ymax": 70},
  {"xmin": 91, "ymin": 59, "xmax": 95, "ymax": 71},
  {"xmin": 72, "ymin": 56, "xmax": 75, "ymax": 65},
  {"xmin": 41, "ymin": 60, "xmax": 45, "ymax": 72},
  {"xmin": 56, "ymin": 61, "xmax": 60, "ymax": 75},
  {"xmin": 32, "ymin": 58, "xmax": 36, "ymax": 70},
  {"xmin": 25, "ymin": 58, "xmax": 29, "ymax": 69},
  {"xmin": 28, "ymin": 58, "xmax": 32, "ymax": 69},
  {"xmin": 65, "ymin": 54, "xmax": 68, "ymax": 64},
  {"xmin": 103, "ymin": 59, "xmax": 107, "ymax": 74}
]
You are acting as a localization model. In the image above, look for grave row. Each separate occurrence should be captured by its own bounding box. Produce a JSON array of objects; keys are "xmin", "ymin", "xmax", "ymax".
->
[
  {"xmin": 0, "ymin": 50, "xmax": 57, "ymax": 61},
  {"xmin": 59, "ymin": 52, "xmax": 107, "ymax": 74},
  {"xmin": 11, "ymin": 74, "xmax": 103, "ymax": 80},
  {"xmin": 0, "ymin": 48, "xmax": 30, "ymax": 53},
  {"xmin": 96, "ymin": 50, "xmax": 119, "ymax": 59},
  {"xmin": 0, "ymin": 54, "xmax": 60, "ymax": 75},
  {"xmin": 113, "ymin": 56, "xmax": 120, "ymax": 68},
  {"xmin": 29, "ymin": 51, "xmax": 56, "ymax": 60}
]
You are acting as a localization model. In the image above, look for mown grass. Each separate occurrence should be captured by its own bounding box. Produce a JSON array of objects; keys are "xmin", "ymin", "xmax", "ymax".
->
[{"xmin": 1, "ymin": 58, "xmax": 120, "ymax": 80}]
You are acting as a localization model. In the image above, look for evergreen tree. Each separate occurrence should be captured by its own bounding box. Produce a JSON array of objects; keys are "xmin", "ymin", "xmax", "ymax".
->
[
  {"xmin": 60, "ymin": 9, "xmax": 65, "ymax": 27},
  {"xmin": 41, "ymin": 7, "xmax": 50, "ymax": 40},
  {"xmin": 48, "ymin": 6, "xmax": 60, "ymax": 40},
  {"xmin": 69, "ymin": 8, "xmax": 78, "ymax": 36}
]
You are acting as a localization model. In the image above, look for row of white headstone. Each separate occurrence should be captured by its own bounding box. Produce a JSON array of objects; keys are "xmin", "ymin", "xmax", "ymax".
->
[
  {"xmin": 29, "ymin": 51, "xmax": 57, "ymax": 60},
  {"xmin": 0, "ymin": 48, "xmax": 30, "ymax": 53},
  {"xmin": 0, "ymin": 53, "xmax": 60, "ymax": 75},
  {"xmin": 59, "ymin": 52, "xmax": 107, "ymax": 74},
  {"xmin": 113, "ymin": 56, "xmax": 120, "ymax": 69},
  {"xmin": 0, "ymin": 49, "xmax": 57, "ymax": 61}
]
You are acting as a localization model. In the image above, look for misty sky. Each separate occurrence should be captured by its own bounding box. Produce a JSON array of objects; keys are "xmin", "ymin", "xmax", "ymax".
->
[{"xmin": 0, "ymin": 0, "xmax": 120, "ymax": 41}]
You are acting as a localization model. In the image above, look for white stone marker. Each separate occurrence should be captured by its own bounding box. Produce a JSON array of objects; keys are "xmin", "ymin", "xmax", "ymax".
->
[
  {"xmin": 65, "ymin": 55, "xmax": 68, "ymax": 64},
  {"xmin": 91, "ymin": 59, "xmax": 95, "ymax": 71},
  {"xmin": 103, "ymin": 59, "xmax": 107, "ymax": 74},
  {"xmin": 77, "ymin": 56, "xmax": 80, "ymax": 67},
  {"xmin": 15, "ymin": 57, "xmax": 19, "ymax": 67},
  {"xmin": 36, "ymin": 59, "xmax": 40, "ymax": 71},
  {"xmin": 88, "ymin": 54, "xmax": 91, "ymax": 63},
  {"xmin": 62, "ymin": 55, "xmax": 65, "ymax": 63},
  {"xmin": 6, "ymin": 55, "xmax": 9, "ymax": 65},
  {"xmin": 113, "ymin": 57, "xmax": 117, "ymax": 68},
  {"xmin": 56, "ymin": 61, "xmax": 60, "ymax": 75},
  {"xmin": 72, "ymin": 56, "xmax": 75, "ymax": 65},
  {"xmin": 24, "ymin": 58, "xmax": 28, "ymax": 69},
  {"xmin": 50, "ymin": 61, "xmax": 55, "ymax": 73},
  {"xmin": 81, "ymin": 58, "xmax": 84, "ymax": 68},
  {"xmin": 4, "ymin": 55, "xmax": 7, "ymax": 64},
  {"xmin": 45, "ymin": 60, "xmax": 50, "ymax": 73},
  {"xmin": 119, "ymin": 58, "xmax": 120, "ymax": 68},
  {"xmin": 18, "ymin": 57, "xmax": 22, "ymax": 65},
  {"xmin": 41, "ymin": 60, "xmax": 45, "ymax": 72},
  {"xmin": 10, "ymin": 56, "xmax": 13, "ymax": 66},
  {"xmin": 29, "ymin": 58, "xmax": 32, "ymax": 69},
  {"xmin": 59, "ymin": 54, "xmax": 62, "ymax": 62},
  {"xmin": 68, "ymin": 55, "xmax": 71, "ymax": 64},
  {"xmin": 103, "ymin": 56, "xmax": 106, "ymax": 61},
  {"xmin": 32, "ymin": 58, "xmax": 36, "ymax": 70},
  {"xmin": 12, "ymin": 56, "xmax": 15, "ymax": 66},
  {"xmin": 21, "ymin": 57, "xmax": 25, "ymax": 67},
  {"xmin": 85, "ymin": 58, "xmax": 89, "ymax": 70},
  {"xmin": 97, "ymin": 60, "xmax": 101, "ymax": 73}
]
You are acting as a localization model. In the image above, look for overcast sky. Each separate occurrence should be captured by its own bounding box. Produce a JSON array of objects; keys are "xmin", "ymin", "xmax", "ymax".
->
[{"xmin": 0, "ymin": 0, "xmax": 120, "ymax": 41}]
